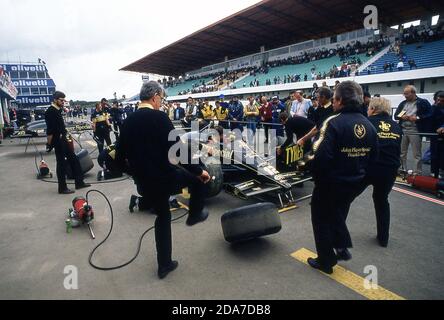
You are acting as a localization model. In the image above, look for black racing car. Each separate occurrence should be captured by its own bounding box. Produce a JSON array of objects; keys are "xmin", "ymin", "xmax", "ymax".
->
[{"xmin": 177, "ymin": 124, "xmax": 312, "ymax": 208}]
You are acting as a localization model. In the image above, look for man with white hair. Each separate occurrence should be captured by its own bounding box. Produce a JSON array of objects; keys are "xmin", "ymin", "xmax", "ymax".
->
[
  {"xmin": 117, "ymin": 81, "xmax": 211, "ymax": 279},
  {"xmin": 394, "ymin": 85, "xmax": 432, "ymax": 174}
]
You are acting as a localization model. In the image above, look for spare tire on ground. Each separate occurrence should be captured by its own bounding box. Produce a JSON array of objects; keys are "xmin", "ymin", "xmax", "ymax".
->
[
  {"xmin": 66, "ymin": 149, "xmax": 94, "ymax": 179},
  {"xmin": 221, "ymin": 202, "xmax": 281, "ymax": 243}
]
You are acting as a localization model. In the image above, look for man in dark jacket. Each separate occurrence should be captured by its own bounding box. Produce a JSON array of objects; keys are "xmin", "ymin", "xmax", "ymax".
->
[
  {"xmin": 116, "ymin": 81, "xmax": 211, "ymax": 279},
  {"xmin": 45, "ymin": 91, "xmax": 90, "ymax": 194},
  {"xmin": 173, "ymin": 103, "xmax": 185, "ymax": 120},
  {"xmin": 108, "ymin": 102, "xmax": 124, "ymax": 139},
  {"xmin": 354, "ymin": 97, "xmax": 402, "ymax": 247},
  {"xmin": 278, "ymin": 112, "xmax": 315, "ymax": 154},
  {"xmin": 394, "ymin": 85, "xmax": 432, "ymax": 174},
  {"xmin": 430, "ymin": 91, "xmax": 444, "ymax": 178},
  {"xmin": 307, "ymin": 81, "xmax": 378, "ymax": 274}
]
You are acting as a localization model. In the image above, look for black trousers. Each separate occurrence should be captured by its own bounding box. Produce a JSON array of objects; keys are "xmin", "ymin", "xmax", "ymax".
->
[
  {"xmin": 94, "ymin": 127, "xmax": 111, "ymax": 154},
  {"xmin": 112, "ymin": 121, "xmax": 122, "ymax": 139},
  {"xmin": 136, "ymin": 167, "xmax": 206, "ymax": 269},
  {"xmin": 430, "ymin": 137, "xmax": 444, "ymax": 178},
  {"xmin": 263, "ymin": 123, "xmax": 272, "ymax": 142},
  {"xmin": 53, "ymin": 137, "xmax": 83, "ymax": 192},
  {"xmin": 357, "ymin": 167, "xmax": 398, "ymax": 245},
  {"xmin": 311, "ymin": 181, "xmax": 358, "ymax": 267}
]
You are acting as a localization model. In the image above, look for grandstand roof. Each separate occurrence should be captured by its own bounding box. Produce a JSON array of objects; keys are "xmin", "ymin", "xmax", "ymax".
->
[{"xmin": 121, "ymin": 0, "xmax": 444, "ymax": 76}]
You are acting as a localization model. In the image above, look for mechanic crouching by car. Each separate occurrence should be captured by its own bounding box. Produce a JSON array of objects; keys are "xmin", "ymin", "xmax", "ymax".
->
[
  {"xmin": 277, "ymin": 112, "xmax": 315, "ymax": 155},
  {"xmin": 116, "ymin": 81, "xmax": 211, "ymax": 279},
  {"xmin": 45, "ymin": 91, "xmax": 90, "ymax": 194},
  {"xmin": 307, "ymin": 81, "xmax": 377, "ymax": 274},
  {"xmin": 91, "ymin": 102, "xmax": 112, "ymax": 154}
]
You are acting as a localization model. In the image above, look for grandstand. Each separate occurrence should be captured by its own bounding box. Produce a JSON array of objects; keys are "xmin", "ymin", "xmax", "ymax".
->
[
  {"xmin": 165, "ymin": 76, "xmax": 213, "ymax": 96},
  {"xmin": 366, "ymin": 39, "xmax": 444, "ymax": 74},
  {"xmin": 233, "ymin": 53, "xmax": 372, "ymax": 88},
  {"xmin": 121, "ymin": 0, "xmax": 444, "ymax": 102}
]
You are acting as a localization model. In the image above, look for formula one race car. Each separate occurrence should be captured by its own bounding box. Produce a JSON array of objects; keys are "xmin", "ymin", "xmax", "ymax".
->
[
  {"xmin": 178, "ymin": 123, "xmax": 312, "ymax": 209},
  {"xmin": 11, "ymin": 120, "xmax": 92, "ymax": 138}
]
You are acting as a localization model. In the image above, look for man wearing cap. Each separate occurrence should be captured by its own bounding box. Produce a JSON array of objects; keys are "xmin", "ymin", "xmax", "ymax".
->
[
  {"xmin": 271, "ymin": 96, "xmax": 285, "ymax": 139},
  {"xmin": 228, "ymin": 96, "xmax": 244, "ymax": 134},
  {"xmin": 45, "ymin": 91, "xmax": 90, "ymax": 194}
]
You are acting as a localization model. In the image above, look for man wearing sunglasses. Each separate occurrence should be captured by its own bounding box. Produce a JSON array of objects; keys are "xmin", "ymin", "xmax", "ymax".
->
[{"xmin": 45, "ymin": 91, "xmax": 90, "ymax": 194}]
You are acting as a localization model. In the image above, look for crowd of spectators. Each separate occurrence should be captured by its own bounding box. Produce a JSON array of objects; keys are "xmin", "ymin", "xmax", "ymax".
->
[{"xmin": 158, "ymin": 25, "xmax": 444, "ymax": 95}]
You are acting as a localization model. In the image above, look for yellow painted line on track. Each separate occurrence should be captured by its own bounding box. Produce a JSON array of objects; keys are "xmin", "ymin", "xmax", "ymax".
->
[
  {"xmin": 291, "ymin": 248, "xmax": 406, "ymax": 300},
  {"xmin": 278, "ymin": 205, "xmax": 297, "ymax": 213}
]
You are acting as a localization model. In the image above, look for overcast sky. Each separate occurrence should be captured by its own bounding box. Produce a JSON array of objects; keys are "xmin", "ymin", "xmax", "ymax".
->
[{"xmin": 0, "ymin": 0, "xmax": 260, "ymax": 101}]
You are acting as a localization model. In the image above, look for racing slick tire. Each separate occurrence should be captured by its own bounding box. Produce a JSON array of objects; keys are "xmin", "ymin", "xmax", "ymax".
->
[
  {"xmin": 203, "ymin": 163, "xmax": 223, "ymax": 198},
  {"xmin": 66, "ymin": 149, "xmax": 94, "ymax": 179},
  {"xmin": 221, "ymin": 202, "xmax": 281, "ymax": 243}
]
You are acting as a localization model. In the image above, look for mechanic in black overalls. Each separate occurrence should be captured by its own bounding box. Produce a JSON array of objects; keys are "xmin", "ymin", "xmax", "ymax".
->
[
  {"xmin": 91, "ymin": 102, "xmax": 112, "ymax": 154},
  {"xmin": 45, "ymin": 91, "xmax": 90, "ymax": 194},
  {"xmin": 308, "ymin": 81, "xmax": 377, "ymax": 274},
  {"xmin": 277, "ymin": 112, "xmax": 316, "ymax": 155}
]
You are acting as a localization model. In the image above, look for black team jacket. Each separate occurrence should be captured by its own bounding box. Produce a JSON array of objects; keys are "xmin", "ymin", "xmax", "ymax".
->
[
  {"xmin": 367, "ymin": 113, "xmax": 402, "ymax": 172},
  {"xmin": 310, "ymin": 105, "xmax": 378, "ymax": 184},
  {"xmin": 116, "ymin": 107, "xmax": 202, "ymax": 188}
]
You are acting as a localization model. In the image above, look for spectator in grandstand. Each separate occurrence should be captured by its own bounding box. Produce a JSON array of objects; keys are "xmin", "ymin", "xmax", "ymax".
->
[
  {"xmin": 430, "ymin": 91, "xmax": 444, "ymax": 178},
  {"xmin": 228, "ymin": 96, "xmax": 244, "ymax": 134},
  {"xmin": 408, "ymin": 59, "xmax": 417, "ymax": 70},
  {"xmin": 244, "ymin": 96, "xmax": 260, "ymax": 145},
  {"xmin": 395, "ymin": 85, "xmax": 433, "ymax": 174},
  {"xmin": 397, "ymin": 60, "xmax": 404, "ymax": 71},
  {"xmin": 259, "ymin": 96, "xmax": 273, "ymax": 143},
  {"xmin": 173, "ymin": 103, "xmax": 185, "ymax": 121},
  {"xmin": 290, "ymin": 91, "xmax": 312, "ymax": 118}
]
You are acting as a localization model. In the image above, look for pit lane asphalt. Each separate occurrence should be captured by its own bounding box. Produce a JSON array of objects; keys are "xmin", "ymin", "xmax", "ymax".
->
[{"xmin": 0, "ymin": 132, "xmax": 443, "ymax": 300}]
